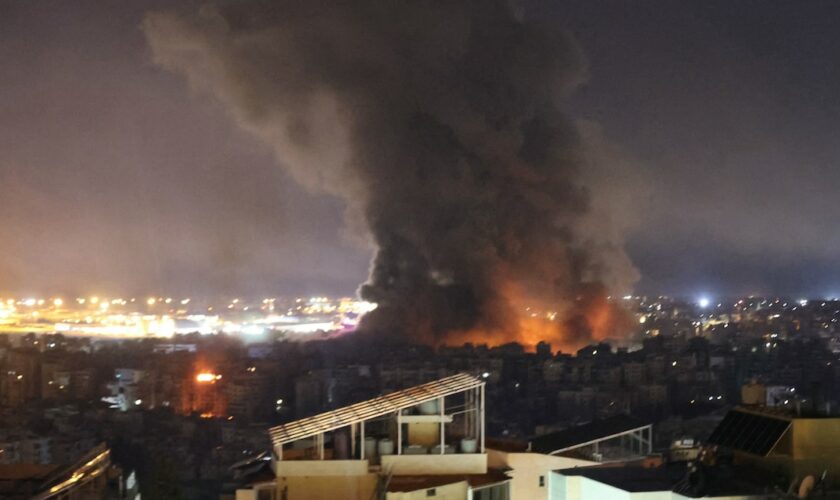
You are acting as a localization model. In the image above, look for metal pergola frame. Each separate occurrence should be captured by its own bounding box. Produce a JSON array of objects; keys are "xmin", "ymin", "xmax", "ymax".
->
[
  {"xmin": 546, "ymin": 424, "xmax": 653, "ymax": 457},
  {"xmin": 269, "ymin": 373, "xmax": 486, "ymax": 460}
]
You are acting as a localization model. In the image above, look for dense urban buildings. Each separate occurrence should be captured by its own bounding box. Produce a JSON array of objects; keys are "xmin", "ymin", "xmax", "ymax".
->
[
  {"xmin": 2, "ymin": 295, "xmax": 840, "ymax": 497},
  {"xmin": 8, "ymin": 0, "xmax": 840, "ymax": 498}
]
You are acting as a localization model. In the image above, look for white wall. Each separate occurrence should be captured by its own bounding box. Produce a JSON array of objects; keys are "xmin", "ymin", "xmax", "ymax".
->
[
  {"xmin": 275, "ymin": 459, "xmax": 369, "ymax": 476},
  {"xmin": 550, "ymin": 471, "xmax": 759, "ymax": 500},
  {"xmin": 487, "ymin": 449, "xmax": 594, "ymax": 500},
  {"xmin": 381, "ymin": 453, "xmax": 487, "ymax": 475},
  {"xmin": 387, "ymin": 481, "xmax": 468, "ymax": 500}
]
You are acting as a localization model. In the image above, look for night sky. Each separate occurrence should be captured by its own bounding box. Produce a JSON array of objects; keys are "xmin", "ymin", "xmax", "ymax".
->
[{"xmin": 3, "ymin": 1, "xmax": 840, "ymax": 299}]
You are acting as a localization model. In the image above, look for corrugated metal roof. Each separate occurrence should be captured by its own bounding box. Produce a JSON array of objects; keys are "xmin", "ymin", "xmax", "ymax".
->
[{"xmin": 268, "ymin": 373, "xmax": 483, "ymax": 447}]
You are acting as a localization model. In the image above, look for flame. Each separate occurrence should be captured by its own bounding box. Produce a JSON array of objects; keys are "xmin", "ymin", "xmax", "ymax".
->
[
  {"xmin": 440, "ymin": 282, "xmax": 632, "ymax": 353},
  {"xmin": 195, "ymin": 372, "xmax": 221, "ymax": 383}
]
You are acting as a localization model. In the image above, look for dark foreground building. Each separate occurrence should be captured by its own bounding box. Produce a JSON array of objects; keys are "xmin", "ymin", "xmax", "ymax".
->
[{"xmin": 0, "ymin": 443, "xmax": 135, "ymax": 499}]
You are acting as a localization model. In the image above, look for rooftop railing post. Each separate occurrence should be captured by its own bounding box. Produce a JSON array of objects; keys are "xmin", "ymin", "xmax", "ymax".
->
[
  {"xmin": 351, "ymin": 423, "xmax": 356, "ymax": 460},
  {"xmin": 648, "ymin": 426, "xmax": 653, "ymax": 454},
  {"xmin": 466, "ymin": 389, "xmax": 472, "ymax": 438},
  {"xmin": 439, "ymin": 396, "xmax": 445, "ymax": 454},
  {"xmin": 480, "ymin": 384, "xmax": 485, "ymax": 453},
  {"xmin": 360, "ymin": 421, "xmax": 365, "ymax": 460},
  {"xmin": 397, "ymin": 410, "xmax": 402, "ymax": 455}
]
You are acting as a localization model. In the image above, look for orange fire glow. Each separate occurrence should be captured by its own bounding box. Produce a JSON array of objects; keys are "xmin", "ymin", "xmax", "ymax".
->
[
  {"xmin": 195, "ymin": 372, "xmax": 222, "ymax": 383},
  {"xmin": 442, "ymin": 282, "xmax": 633, "ymax": 353}
]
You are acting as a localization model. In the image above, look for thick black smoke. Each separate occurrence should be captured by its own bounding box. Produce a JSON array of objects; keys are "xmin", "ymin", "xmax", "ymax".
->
[{"xmin": 144, "ymin": 1, "xmax": 638, "ymax": 348}]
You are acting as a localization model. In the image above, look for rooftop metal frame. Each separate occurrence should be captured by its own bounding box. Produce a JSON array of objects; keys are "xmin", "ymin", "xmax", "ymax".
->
[
  {"xmin": 545, "ymin": 424, "xmax": 653, "ymax": 457},
  {"xmin": 707, "ymin": 409, "xmax": 791, "ymax": 456},
  {"xmin": 269, "ymin": 373, "xmax": 484, "ymax": 450}
]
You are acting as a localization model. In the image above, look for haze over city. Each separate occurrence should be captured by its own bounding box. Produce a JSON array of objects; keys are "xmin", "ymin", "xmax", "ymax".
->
[
  {"xmin": 4, "ymin": 2, "xmax": 840, "ymax": 500},
  {"xmin": 4, "ymin": 1, "xmax": 840, "ymax": 301}
]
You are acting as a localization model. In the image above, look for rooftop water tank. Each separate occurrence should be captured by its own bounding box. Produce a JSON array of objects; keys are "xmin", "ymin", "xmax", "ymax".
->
[
  {"xmin": 378, "ymin": 438, "xmax": 394, "ymax": 456},
  {"xmin": 460, "ymin": 438, "xmax": 477, "ymax": 454},
  {"xmin": 418, "ymin": 400, "xmax": 439, "ymax": 415},
  {"xmin": 364, "ymin": 436, "xmax": 377, "ymax": 459}
]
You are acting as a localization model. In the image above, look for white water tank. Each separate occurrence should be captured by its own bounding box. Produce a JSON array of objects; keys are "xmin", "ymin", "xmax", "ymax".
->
[
  {"xmin": 404, "ymin": 444, "xmax": 427, "ymax": 455},
  {"xmin": 378, "ymin": 438, "xmax": 394, "ymax": 456},
  {"xmin": 460, "ymin": 438, "xmax": 477, "ymax": 453},
  {"xmin": 418, "ymin": 400, "xmax": 439, "ymax": 415},
  {"xmin": 364, "ymin": 437, "xmax": 377, "ymax": 459}
]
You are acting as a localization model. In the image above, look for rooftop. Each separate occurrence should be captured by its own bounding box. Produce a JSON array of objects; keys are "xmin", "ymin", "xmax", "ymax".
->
[
  {"xmin": 387, "ymin": 470, "xmax": 510, "ymax": 492},
  {"xmin": 707, "ymin": 409, "xmax": 790, "ymax": 456},
  {"xmin": 557, "ymin": 463, "xmax": 780, "ymax": 498},
  {"xmin": 269, "ymin": 373, "xmax": 484, "ymax": 448}
]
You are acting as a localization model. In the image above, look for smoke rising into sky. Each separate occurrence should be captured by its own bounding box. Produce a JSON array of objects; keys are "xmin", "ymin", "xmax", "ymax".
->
[
  {"xmin": 143, "ymin": 1, "xmax": 639, "ymax": 347},
  {"xmin": 6, "ymin": 1, "xmax": 840, "ymax": 310}
]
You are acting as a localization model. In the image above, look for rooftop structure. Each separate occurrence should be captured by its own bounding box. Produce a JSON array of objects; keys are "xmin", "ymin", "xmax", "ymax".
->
[
  {"xmin": 707, "ymin": 408, "xmax": 790, "ymax": 456},
  {"xmin": 269, "ymin": 372, "xmax": 485, "ymax": 453},
  {"xmin": 551, "ymin": 461, "xmax": 780, "ymax": 499},
  {"xmin": 485, "ymin": 416, "xmax": 651, "ymax": 500},
  {"xmin": 551, "ymin": 406, "xmax": 840, "ymax": 499},
  {"xmin": 0, "ymin": 443, "xmax": 115, "ymax": 500},
  {"xmin": 530, "ymin": 414, "xmax": 652, "ymax": 461},
  {"xmin": 241, "ymin": 373, "xmax": 508, "ymax": 500},
  {"xmin": 708, "ymin": 406, "xmax": 840, "ymax": 488}
]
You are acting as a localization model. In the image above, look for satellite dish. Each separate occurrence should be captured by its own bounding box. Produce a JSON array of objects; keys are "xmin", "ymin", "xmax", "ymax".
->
[{"xmin": 798, "ymin": 475, "xmax": 816, "ymax": 499}]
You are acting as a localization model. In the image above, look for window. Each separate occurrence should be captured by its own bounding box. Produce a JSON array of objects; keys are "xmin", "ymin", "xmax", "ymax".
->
[
  {"xmin": 426, "ymin": 488, "xmax": 436, "ymax": 497},
  {"xmin": 539, "ymin": 475, "xmax": 545, "ymax": 487}
]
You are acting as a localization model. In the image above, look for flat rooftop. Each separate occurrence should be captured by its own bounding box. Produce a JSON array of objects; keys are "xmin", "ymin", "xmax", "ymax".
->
[
  {"xmin": 387, "ymin": 470, "xmax": 509, "ymax": 493},
  {"xmin": 556, "ymin": 463, "xmax": 781, "ymax": 498}
]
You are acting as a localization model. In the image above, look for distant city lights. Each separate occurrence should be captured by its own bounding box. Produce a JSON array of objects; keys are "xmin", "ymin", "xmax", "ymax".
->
[{"xmin": 0, "ymin": 294, "xmax": 376, "ymax": 339}]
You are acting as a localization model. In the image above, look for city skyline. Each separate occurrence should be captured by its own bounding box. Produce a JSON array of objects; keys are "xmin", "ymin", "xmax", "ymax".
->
[{"xmin": 5, "ymin": 3, "xmax": 840, "ymax": 499}]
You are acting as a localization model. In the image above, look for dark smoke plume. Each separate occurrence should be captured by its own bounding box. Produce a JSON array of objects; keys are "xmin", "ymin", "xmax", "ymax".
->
[{"xmin": 144, "ymin": 1, "xmax": 639, "ymax": 350}]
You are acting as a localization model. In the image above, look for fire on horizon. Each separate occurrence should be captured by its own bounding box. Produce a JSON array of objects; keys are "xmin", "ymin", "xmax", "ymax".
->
[{"xmin": 3, "ymin": 2, "xmax": 840, "ymax": 351}]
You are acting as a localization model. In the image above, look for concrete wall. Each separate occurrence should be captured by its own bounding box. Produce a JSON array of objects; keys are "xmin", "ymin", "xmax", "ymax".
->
[
  {"xmin": 235, "ymin": 490, "xmax": 257, "ymax": 500},
  {"xmin": 387, "ymin": 481, "xmax": 468, "ymax": 500},
  {"xmin": 550, "ymin": 471, "xmax": 755, "ymax": 500},
  {"xmin": 275, "ymin": 459, "xmax": 369, "ymax": 476},
  {"xmin": 273, "ymin": 459, "xmax": 376, "ymax": 500},
  {"xmin": 381, "ymin": 453, "xmax": 487, "ymax": 475},
  {"xmin": 738, "ymin": 417, "xmax": 840, "ymax": 488},
  {"xmin": 235, "ymin": 481, "xmax": 277, "ymax": 500},
  {"xmin": 278, "ymin": 474, "xmax": 377, "ymax": 500},
  {"xmin": 488, "ymin": 449, "xmax": 594, "ymax": 500},
  {"xmin": 577, "ymin": 476, "xmax": 675, "ymax": 500},
  {"xmin": 791, "ymin": 418, "xmax": 840, "ymax": 461},
  {"xmin": 549, "ymin": 472, "xmax": 577, "ymax": 500}
]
